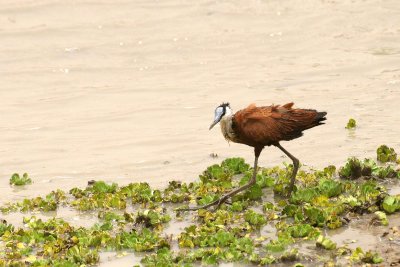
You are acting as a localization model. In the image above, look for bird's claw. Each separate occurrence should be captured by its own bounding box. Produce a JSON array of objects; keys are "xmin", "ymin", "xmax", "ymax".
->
[{"xmin": 211, "ymin": 198, "xmax": 224, "ymax": 212}]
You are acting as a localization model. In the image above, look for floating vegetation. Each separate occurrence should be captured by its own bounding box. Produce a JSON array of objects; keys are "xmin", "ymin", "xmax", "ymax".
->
[
  {"xmin": 381, "ymin": 195, "xmax": 400, "ymax": 214},
  {"xmin": 345, "ymin": 118, "xmax": 357, "ymax": 129},
  {"xmin": 316, "ymin": 235, "xmax": 336, "ymax": 250},
  {"xmin": 350, "ymin": 247, "xmax": 384, "ymax": 264},
  {"xmin": 0, "ymin": 149, "xmax": 399, "ymax": 266},
  {"xmin": 339, "ymin": 157, "xmax": 399, "ymax": 179},
  {"xmin": 372, "ymin": 211, "xmax": 389, "ymax": 226},
  {"xmin": 377, "ymin": 144, "xmax": 397, "ymax": 163},
  {"xmin": 9, "ymin": 173, "xmax": 32, "ymax": 186}
]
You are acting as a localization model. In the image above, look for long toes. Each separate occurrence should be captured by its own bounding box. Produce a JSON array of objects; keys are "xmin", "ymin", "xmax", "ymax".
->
[{"xmin": 224, "ymin": 200, "xmax": 232, "ymax": 205}]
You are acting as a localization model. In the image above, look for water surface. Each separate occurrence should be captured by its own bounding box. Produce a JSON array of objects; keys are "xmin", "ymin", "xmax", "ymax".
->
[{"xmin": 0, "ymin": 0, "xmax": 399, "ymax": 265}]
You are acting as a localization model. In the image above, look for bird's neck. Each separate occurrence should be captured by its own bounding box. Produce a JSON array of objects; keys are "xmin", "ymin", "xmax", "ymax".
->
[{"xmin": 220, "ymin": 114, "xmax": 237, "ymax": 142}]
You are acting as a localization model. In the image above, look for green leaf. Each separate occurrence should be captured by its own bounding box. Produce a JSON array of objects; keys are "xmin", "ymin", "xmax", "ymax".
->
[
  {"xmin": 9, "ymin": 173, "xmax": 32, "ymax": 186},
  {"xmin": 345, "ymin": 118, "xmax": 356, "ymax": 129},
  {"xmin": 382, "ymin": 196, "xmax": 400, "ymax": 213},
  {"xmin": 287, "ymin": 224, "xmax": 318, "ymax": 238},
  {"xmin": 91, "ymin": 181, "xmax": 118, "ymax": 193},
  {"xmin": 374, "ymin": 165, "xmax": 397, "ymax": 179},
  {"xmin": 318, "ymin": 179, "xmax": 342, "ymax": 197},
  {"xmin": 198, "ymin": 194, "xmax": 218, "ymax": 206},
  {"xmin": 221, "ymin": 157, "xmax": 250, "ymax": 174},
  {"xmin": 244, "ymin": 210, "xmax": 267, "ymax": 227},
  {"xmin": 350, "ymin": 247, "xmax": 364, "ymax": 262},
  {"xmin": 377, "ymin": 144, "xmax": 397, "ymax": 163},
  {"xmin": 291, "ymin": 188, "xmax": 319, "ymax": 203},
  {"xmin": 230, "ymin": 201, "xmax": 244, "ymax": 212},
  {"xmin": 373, "ymin": 211, "xmax": 389, "ymax": 226},
  {"xmin": 244, "ymin": 183, "xmax": 263, "ymax": 200},
  {"xmin": 304, "ymin": 206, "xmax": 327, "ymax": 227},
  {"xmin": 213, "ymin": 230, "xmax": 235, "ymax": 246},
  {"xmin": 339, "ymin": 157, "xmax": 362, "ymax": 179},
  {"xmin": 362, "ymin": 250, "xmax": 384, "ymax": 264},
  {"xmin": 265, "ymin": 240, "xmax": 286, "ymax": 252},
  {"xmin": 200, "ymin": 164, "xmax": 232, "ymax": 183},
  {"xmin": 316, "ymin": 235, "xmax": 336, "ymax": 250}
]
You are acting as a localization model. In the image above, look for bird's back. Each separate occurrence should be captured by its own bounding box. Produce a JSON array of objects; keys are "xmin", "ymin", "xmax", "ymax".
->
[{"xmin": 232, "ymin": 103, "xmax": 326, "ymax": 147}]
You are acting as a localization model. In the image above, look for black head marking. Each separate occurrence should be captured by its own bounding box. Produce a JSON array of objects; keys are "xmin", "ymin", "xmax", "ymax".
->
[
  {"xmin": 218, "ymin": 102, "xmax": 230, "ymax": 114},
  {"xmin": 220, "ymin": 102, "xmax": 230, "ymax": 108}
]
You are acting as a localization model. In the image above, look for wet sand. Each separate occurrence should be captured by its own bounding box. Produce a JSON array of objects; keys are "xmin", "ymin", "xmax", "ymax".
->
[{"xmin": 0, "ymin": 0, "xmax": 400, "ymax": 265}]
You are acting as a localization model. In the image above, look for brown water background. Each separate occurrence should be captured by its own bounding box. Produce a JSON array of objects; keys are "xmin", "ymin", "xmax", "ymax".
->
[{"xmin": 1, "ymin": 0, "xmax": 399, "ymax": 205}]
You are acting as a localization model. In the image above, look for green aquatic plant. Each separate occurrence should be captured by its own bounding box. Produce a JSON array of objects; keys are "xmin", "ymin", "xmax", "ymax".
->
[
  {"xmin": 381, "ymin": 195, "xmax": 400, "ymax": 213},
  {"xmin": 339, "ymin": 157, "xmax": 362, "ymax": 179},
  {"xmin": 316, "ymin": 235, "xmax": 336, "ymax": 250},
  {"xmin": 1, "ymin": 190, "xmax": 66, "ymax": 213},
  {"xmin": 135, "ymin": 209, "xmax": 171, "ymax": 228},
  {"xmin": 199, "ymin": 164, "xmax": 233, "ymax": 185},
  {"xmin": 90, "ymin": 180, "xmax": 118, "ymax": 193},
  {"xmin": 287, "ymin": 224, "xmax": 320, "ymax": 238},
  {"xmin": 318, "ymin": 179, "xmax": 342, "ymax": 197},
  {"xmin": 339, "ymin": 157, "xmax": 399, "ymax": 179},
  {"xmin": 0, "ymin": 220, "xmax": 14, "ymax": 236},
  {"xmin": 361, "ymin": 250, "xmax": 384, "ymax": 264},
  {"xmin": 9, "ymin": 173, "xmax": 32, "ymax": 186},
  {"xmin": 0, "ymin": 157, "xmax": 399, "ymax": 266},
  {"xmin": 0, "ymin": 216, "xmax": 102, "ymax": 265},
  {"xmin": 350, "ymin": 247, "xmax": 383, "ymax": 264},
  {"xmin": 198, "ymin": 157, "xmax": 249, "ymax": 187},
  {"xmin": 68, "ymin": 181, "xmax": 170, "ymax": 211},
  {"xmin": 372, "ymin": 211, "xmax": 389, "ymax": 226},
  {"xmin": 377, "ymin": 144, "xmax": 397, "ymax": 163},
  {"xmin": 279, "ymin": 248, "xmax": 299, "ymax": 262},
  {"xmin": 176, "ymin": 223, "xmax": 260, "ymax": 265},
  {"xmin": 374, "ymin": 165, "xmax": 398, "ymax": 179},
  {"xmin": 360, "ymin": 158, "xmax": 376, "ymax": 176},
  {"xmin": 98, "ymin": 211, "xmax": 125, "ymax": 222},
  {"xmin": 140, "ymin": 247, "xmax": 177, "ymax": 266},
  {"xmin": 66, "ymin": 245, "xmax": 100, "ymax": 265},
  {"xmin": 345, "ymin": 118, "xmax": 356, "ymax": 129},
  {"xmin": 221, "ymin": 157, "xmax": 250, "ymax": 174},
  {"xmin": 115, "ymin": 228, "xmax": 169, "ymax": 251},
  {"xmin": 291, "ymin": 187, "xmax": 320, "ymax": 203},
  {"xmin": 163, "ymin": 181, "xmax": 191, "ymax": 203},
  {"xmin": 244, "ymin": 209, "xmax": 267, "ymax": 227},
  {"xmin": 265, "ymin": 230, "xmax": 294, "ymax": 253}
]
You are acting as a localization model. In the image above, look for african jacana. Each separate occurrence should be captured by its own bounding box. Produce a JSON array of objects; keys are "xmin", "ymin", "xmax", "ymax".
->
[{"xmin": 186, "ymin": 102, "xmax": 326, "ymax": 211}]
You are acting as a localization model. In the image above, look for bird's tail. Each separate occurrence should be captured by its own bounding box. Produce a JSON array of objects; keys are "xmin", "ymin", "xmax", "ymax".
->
[{"xmin": 315, "ymin": 111, "xmax": 327, "ymax": 125}]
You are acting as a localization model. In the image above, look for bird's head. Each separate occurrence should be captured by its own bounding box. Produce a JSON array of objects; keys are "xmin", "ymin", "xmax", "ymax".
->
[{"xmin": 209, "ymin": 102, "xmax": 232, "ymax": 130}]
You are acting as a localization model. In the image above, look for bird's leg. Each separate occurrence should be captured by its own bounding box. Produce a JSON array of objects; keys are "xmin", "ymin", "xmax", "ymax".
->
[
  {"xmin": 275, "ymin": 143, "xmax": 299, "ymax": 196},
  {"xmin": 177, "ymin": 148, "xmax": 261, "ymax": 211},
  {"xmin": 211, "ymin": 154, "xmax": 259, "ymax": 210}
]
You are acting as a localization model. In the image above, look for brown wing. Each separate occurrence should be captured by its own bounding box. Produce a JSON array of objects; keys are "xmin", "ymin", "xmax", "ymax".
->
[{"xmin": 233, "ymin": 103, "xmax": 326, "ymax": 147}]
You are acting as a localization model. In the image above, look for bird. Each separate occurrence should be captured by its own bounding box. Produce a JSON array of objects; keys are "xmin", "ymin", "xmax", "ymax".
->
[{"xmin": 185, "ymin": 102, "xmax": 326, "ymax": 211}]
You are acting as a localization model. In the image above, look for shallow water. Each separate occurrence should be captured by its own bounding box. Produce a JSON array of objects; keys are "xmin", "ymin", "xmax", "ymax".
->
[
  {"xmin": 0, "ymin": 0, "xmax": 400, "ymax": 265},
  {"xmin": 1, "ymin": 0, "xmax": 400, "ymax": 202}
]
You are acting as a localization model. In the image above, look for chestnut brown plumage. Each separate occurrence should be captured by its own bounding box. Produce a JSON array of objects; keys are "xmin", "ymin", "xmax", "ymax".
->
[{"xmin": 182, "ymin": 102, "xmax": 326, "ymax": 211}]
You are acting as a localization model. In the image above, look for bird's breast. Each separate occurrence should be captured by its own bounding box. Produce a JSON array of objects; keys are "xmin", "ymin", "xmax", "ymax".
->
[{"xmin": 220, "ymin": 116, "xmax": 239, "ymax": 143}]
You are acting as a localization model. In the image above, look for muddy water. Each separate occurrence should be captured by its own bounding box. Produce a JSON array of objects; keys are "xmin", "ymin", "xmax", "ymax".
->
[
  {"xmin": 1, "ymin": 0, "xmax": 400, "ymax": 202},
  {"xmin": 0, "ymin": 0, "xmax": 399, "ymax": 265}
]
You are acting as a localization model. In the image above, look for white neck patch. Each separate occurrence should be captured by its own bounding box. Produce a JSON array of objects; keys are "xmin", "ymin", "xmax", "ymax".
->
[{"xmin": 224, "ymin": 106, "xmax": 232, "ymax": 116}]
